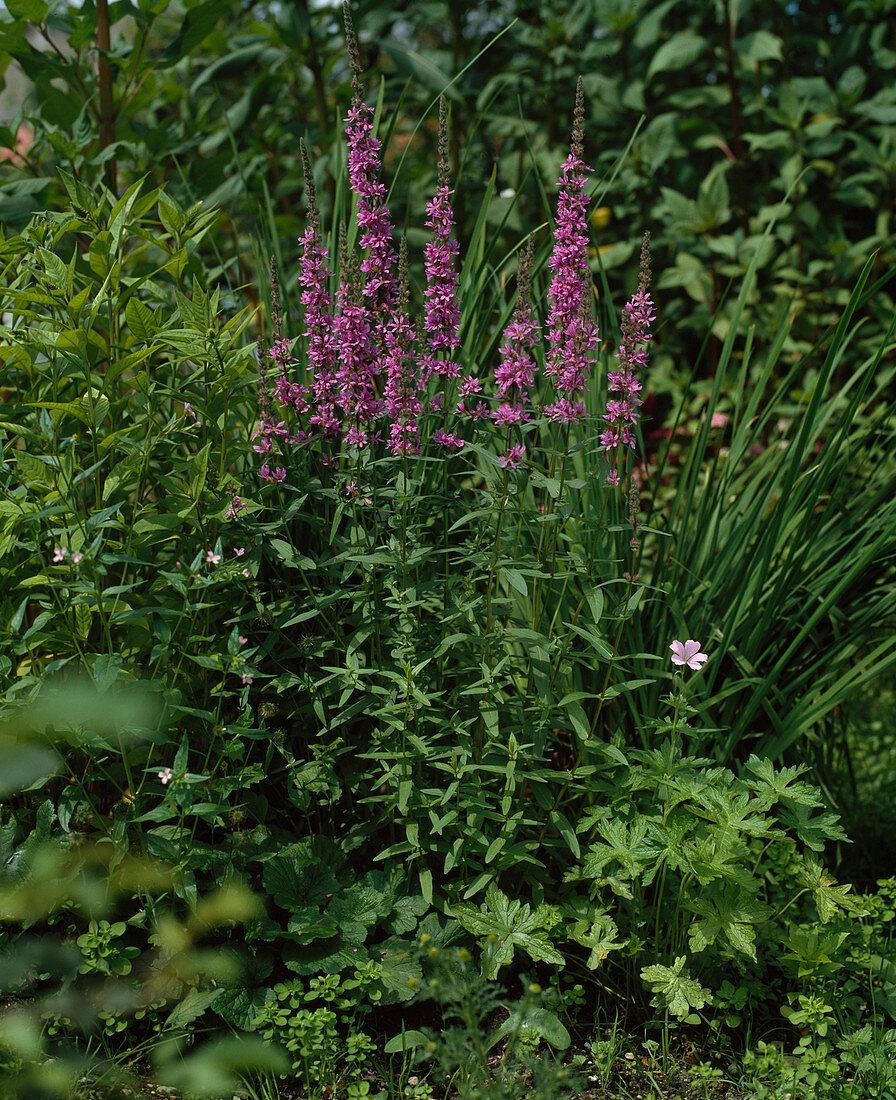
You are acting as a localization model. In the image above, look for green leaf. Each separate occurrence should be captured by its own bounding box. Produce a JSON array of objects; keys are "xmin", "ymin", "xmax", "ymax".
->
[
  {"xmin": 384, "ymin": 1030, "xmax": 429, "ymax": 1054},
  {"xmin": 686, "ymin": 884, "xmax": 767, "ymax": 961},
  {"xmin": 647, "ymin": 31, "xmax": 706, "ymax": 80},
  {"xmin": 164, "ymin": 987, "xmax": 225, "ymax": 1029},
  {"xmin": 14, "ymin": 451, "xmax": 54, "ymax": 484},
  {"xmin": 742, "ymin": 756, "xmax": 821, "ymax": 808},
  {"xmin": 187, "ymin": 442, "xmax": 211, "ymax": 498},
  {"xmin": 796, "ymin": 858, "xmax": 861, "ymax": 922},
  {"xmin": 735, "ymin": 30, "xmax": 783, "ymax": 63},
  {"xmin": 500, "ymin": 566, "xmax": 527, "ymax": 597},
  {"xmin": 5, "ymin": 0, "xmax": 50, "ymax": 20},
  {"xmin": 451, "ymin": 884, "xmax": 564, "ymax": 979},
  {"xmin": 640, "ymin": 956, "xmax": 712, "ymax": 1019},
  {"xmin": 495, "ymin": 1006, "xmax": 570, "ymax": 1051},
  {"xmin": 569, "ymin": 913, "xmax": 624, "ymax": 969},
  {"xmin": 24, "ymin": 400, "xmax": 91, "ymax": 429},
  {"xmin": 157, "ymin": 0, "xmax": 222, "ymax": 68},
  {"xmin": 126, "ymin": 297, "xmax": 158, "ymax": 342}
]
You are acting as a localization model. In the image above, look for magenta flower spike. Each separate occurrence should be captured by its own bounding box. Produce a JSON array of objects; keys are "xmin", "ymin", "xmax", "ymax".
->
[
  {"xmin": 343, "ymin": 3, "xmax": 396, "ymax": 315},
  {"xmin": 669, "ymin": 639, "xmax": 709, "ymax": 671},
  {"xmin": 601, "ymin": 232, "xmax": 654, "ymax": 485},
  {"xmin": 296, "ymin": 144, "xmax": 341, "ymax": 441},
  {"xmin": 493, "ymin": 238, "xmax": 538, "ymax": 445},
  {"xmin": 544, "ymin": 77, "xmax": 599, "ymax": 424},
  {"xmin": 384, "ymin": 239, "xmax": 422, "ymax": 456},
  {"xmin": 421, "ymin": 96, "xmax": 461, "ymax": 385}
]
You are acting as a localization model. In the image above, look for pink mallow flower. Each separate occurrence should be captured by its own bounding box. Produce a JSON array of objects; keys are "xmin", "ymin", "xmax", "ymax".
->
[{"xmin": 670, "ymin": 640, "xmax": 709, "ymax": 671}]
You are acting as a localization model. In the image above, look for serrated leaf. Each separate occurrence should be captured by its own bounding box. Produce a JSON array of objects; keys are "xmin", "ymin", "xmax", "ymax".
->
[
  {"xmin": 213, "ymin": 988, "xmax": 267, "ymax": 1031},
  {"xmin": 377, "ymin": 937, "xmax": 423, "ymax": 1003},
  {"xmin": 126, "ymin": 297, "xmax": 158, "ymax": 341},
  {"xmin": 686, "ymin": 885, "xmax": 767, "ymax": 960},
  {"xmin": 74, "ymin": 602, "xmax": 92, "ymax": 640},
  {"xmin": 14, "ymin": 451, "xmax": 53, "ymax": 485},
  {"xmin": 451, "ymin": 884, "xmax": 564, "ymax": 979},
  {"xmin": 640, "ymin": 956, "xmax": 712, "ymax": 1019},
  {"xmin": 570, "ymin": 913, "xmax": 624, "ymax": 969},
  {"xmin": 164, "ymin": 987, "xmax": 225, "ymax": 1029}
]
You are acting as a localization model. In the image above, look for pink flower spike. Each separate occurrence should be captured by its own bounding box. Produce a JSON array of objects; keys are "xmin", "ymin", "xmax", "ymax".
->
[{"xmin": 670, "ymin": 639, "xmax": 709, "ymax": 671}]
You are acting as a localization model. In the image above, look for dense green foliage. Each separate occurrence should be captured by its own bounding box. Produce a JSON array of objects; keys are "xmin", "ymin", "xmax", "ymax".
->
[{"xmin": 1, "ymin": 2, "xmax": 896, "ymax": 1099}]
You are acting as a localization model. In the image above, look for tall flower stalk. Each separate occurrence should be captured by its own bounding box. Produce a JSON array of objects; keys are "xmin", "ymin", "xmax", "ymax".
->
[
  {"xmin": 343, "ymin": 2, "xmax": 396, "ymax": 317},
  {"xmin": 602, "ymin": 232, "xmax": 654, "ymax": 486},
  {"xmin": 543, "ymin": 76, "xmax": 599, "ymax": 427}
]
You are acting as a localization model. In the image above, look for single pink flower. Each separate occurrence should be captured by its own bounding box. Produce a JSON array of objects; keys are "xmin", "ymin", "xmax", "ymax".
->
[{"xmin": 670, "ymin": 639, "xmax": 708, "ymax": 671}]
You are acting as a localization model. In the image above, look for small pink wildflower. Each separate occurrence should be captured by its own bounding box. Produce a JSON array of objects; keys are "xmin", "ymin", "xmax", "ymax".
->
[
  {"xmin": 71, "ymin": 550, "xmax": 83, "ymax": 564},
  {"xmin": 669, "ymin": 640, "xmax": 708, "ymax": 671},
  {"xmin": 234, "ymin": 547, "xmax": 245, "ymax": 557},
  {"xmin": 499, "ymin": 443, "xmax": 526, "ymax": 469},
  {"xmin": 241, "ymin": 671, "xmax": 254, "ymax": 685},
  {"xmin": 52, "ymin": 547, "xmax": 66, "ymax": 562},
  {"xmin": 206, "ymin": 550, "xmax": 222, "ymax": 565},
  {"xmin": 238, "ymin": 635, "xmax": 248, "ymax": 646},
  {"xmin": 158, "ymin": 768, "xmax": 173, "ymax": 785},
  {"xmin": 433, "ymin": 429, "xmax": 464, "ymax": 451}
]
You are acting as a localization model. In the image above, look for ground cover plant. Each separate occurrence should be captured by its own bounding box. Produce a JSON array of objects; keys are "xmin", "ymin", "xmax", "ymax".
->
[{"xmin": 1, "ymin": 2, "xmax": 896, "ymax": 1099}]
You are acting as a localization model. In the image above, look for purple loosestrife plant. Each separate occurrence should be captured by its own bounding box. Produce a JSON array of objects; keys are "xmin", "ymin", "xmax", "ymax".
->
[
  {"xmin": 383, "ymin": 240, "xmax": 422, "ymax": 457},
  {"xmin": 343, "ymin": 3, "xmax": 396, "ymax": 316},
  {"xmin": 543, "ymin": 77, "xmax": 599, "ymax": 426},
  {"xmin": 421, "ymin": 96, "xmax": 471, "ymax": 456},
  {"xmin": 493, "ymin": 238, "xmax": 538, "ymax": 466},
  {"xmin": 296, "ymin": 140, "xmax": 341, "ymax": 443},
  {"xmin": 601, "ymin": 232, "xmax": 654, "ymax": 486},
  {"xmin": 421, "ymin": 97, "xmax": 461, "ymax": 386}
]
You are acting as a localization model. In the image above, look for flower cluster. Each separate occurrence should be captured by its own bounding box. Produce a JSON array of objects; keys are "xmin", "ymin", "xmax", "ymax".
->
[
  {"xmin": 601, "ymin": 232, "xmax": 654, "ymax": 485},
  {"xmin": 344, "ymin": 7, "xmax": 395, "ymax": 314},
  {"xmin": 248, "ymin": 16, "xmax": 651, "ymax": 503},
  {"xmin": 543, "ymin": 77, "xmax": 599, "ymax": 424},
  {"xmin": 420, "ymin": 97, "xmax": 461, "ymax": 386}
]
